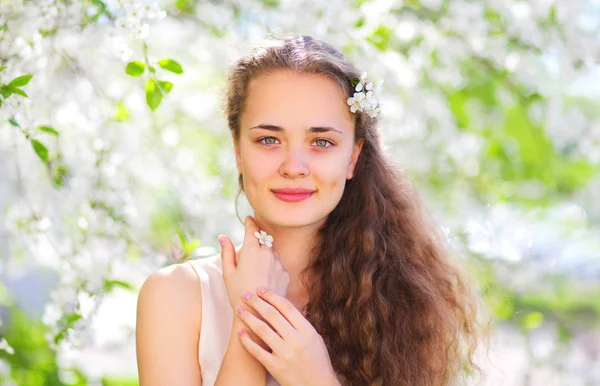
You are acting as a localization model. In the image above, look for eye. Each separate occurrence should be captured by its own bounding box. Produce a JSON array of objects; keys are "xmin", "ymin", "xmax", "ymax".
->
[
  {"xmin": 314, "ymin": 139, "xmax": 334, "ymax": 148},
  {"xmin": 256, "ymin": 137, "xmax": 334, "ymax": 148},
  {"xmin": 258, "ymin": 136, "xmax": 279, "ymax": 146}
]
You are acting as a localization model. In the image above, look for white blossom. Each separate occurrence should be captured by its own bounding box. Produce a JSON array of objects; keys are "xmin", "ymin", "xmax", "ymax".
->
[
  {"xmin": 0, "ymin": 338, "xmax": 15, "ymax": 355},
  {"xmin": 346, "ymin": 72, "xmax": 384, "ymax": 118},
  {"xmin": 254, "ymin": 230, "xmax": 273, "ymax": 248}
]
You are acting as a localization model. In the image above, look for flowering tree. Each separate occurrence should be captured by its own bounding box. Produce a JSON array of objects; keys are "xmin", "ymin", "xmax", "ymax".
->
[{"xmin": 1, "ymin": 0, "xmax": 599, "ymax": 384}]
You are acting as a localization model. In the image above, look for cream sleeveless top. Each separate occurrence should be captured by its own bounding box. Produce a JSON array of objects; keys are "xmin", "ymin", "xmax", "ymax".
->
[{"xmin": 186, "ymin": 253, "xmax": 280, "ymax": 386}]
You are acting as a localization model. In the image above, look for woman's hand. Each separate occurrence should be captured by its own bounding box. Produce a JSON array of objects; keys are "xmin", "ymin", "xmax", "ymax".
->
[
  {"xmin": 235, "ymin": 287, "xmax": 341, "ymax": 386},
  {"xmin": 219, "ymin": 216, "xmax": 290, "ymax": 314}
]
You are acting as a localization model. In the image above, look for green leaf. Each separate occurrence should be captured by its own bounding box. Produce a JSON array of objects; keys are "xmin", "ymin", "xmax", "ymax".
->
[
  {"xmin": 177, "ymin": 230, "xmax": 200, "ymax": 255},
  {"xmin": 177, "ymin": 229, "xmax": 187, "ymax": 246},
  {"xmin": 8, "ymin": 85, "xmax": 28, "ymax": 98},
  {"xmin": 54, "ymin": 330, "xmax": 65, "ymax": 345},
  {"xmin": 157, "ymin": 59, "xmax": 183, "ymax": 74},
  {"xmin": 557, "ymin": 322, "xmax": 573, "ymax": 344},
  {"xmin": 104, "ymin": 279, "xmax": 135, "ymax": 292},
  {"xmin": 125, "ymin": 61, "xmax": 145, "ymax": 77},
  {"xmin": 37, "ymin": 125, "xmax": 59, "ymax": 136},
  {"xmin": 86, "ymin": 0, "xmax": 113, "ymax": 25},
  {"xmin": 148, "ymin": 65, "xmax": 156, "ymax": 73},
  {"xmin": 115, "ymin": 101, "xmax": 130, "ymax": 121},
  {"xmin": 549, "ymin": 6, "xmax": 558, "ymax": 24},
  {"xmin": 31, "ymin": 139, "xmax": 49, "ymax": 162},
  {"xmin": 66, "ymin": 313, "xmax": 83, "ymax": 325},
  {"xmin": 259, "ymin": 0, "xmax": 280, "ymax": 7},
  {"xmin": 157, "ymin": 80, "xmax": 173, "ymax": 93},
  {"xmin": 8, "ymin": 74, "xmax": 33, "ymax": 87},
  {"xmin": 406, "ymin": 0, "xmax": 421, "ymax": 8},
  {"xmin": 145, "ymin": 79, "xmax": 162, "ymax": 111},
  {"xmin": 183, "ymin": 239, "xmax": 200, "ymax": 255},
  {"xmin": 52, "ymin": 164, "xmax": 69, "ymax": 188},
  {"xmin": 366, "ymin": 25, "xmax": 392, "ymax": 52},
  {"xmin": 101, "ymin": 377, "xmax": 140, "ymax": 386},
  {"xmin": 174, "ymin": 0, "xmax": 195, "ymax": 13},
  {"xmin": 0, "ymin": 66, "xmax": 6, "ymax": 72},
  {"xmin": 8, "ymin": 118, "xmax": 20, "ymax": 127},
  {"xmin": 1, "ymin": 86, "xmax": 13, "ymax": 99},
  {"xmin": 522, "ymin": 311, "xmax": 544, "ymax": 330}
]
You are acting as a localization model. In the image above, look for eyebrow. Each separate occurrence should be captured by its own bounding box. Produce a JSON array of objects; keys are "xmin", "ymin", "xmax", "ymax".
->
[{"xmin": 248, "ymin": 124, "xmax": 343, "ymax": 135}]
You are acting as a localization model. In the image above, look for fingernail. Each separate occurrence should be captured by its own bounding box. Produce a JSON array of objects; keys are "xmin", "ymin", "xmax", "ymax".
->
[
  {"xmin": 218, "ymin": 236, "xmax": 226, "ymax": 247},
  {"xmin": 241, "ymin": 291, "xmax": 252, "ymax": 300},
  {"xmin": 257, "ymin": 287, "xmax": 267, "ymax": 295},
  {"xmin": 235, "ymin": 305, "xmax": 245, "ymax": 314},
  {"xmin": 239, "ymin": 329, "xmax": 246, "ymax": 337}
]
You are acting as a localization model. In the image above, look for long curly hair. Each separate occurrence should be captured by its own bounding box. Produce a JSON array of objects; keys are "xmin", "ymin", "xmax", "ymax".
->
[{"xmin": 223, "ymin": 34, "xmax": 486, "ymax": 385}]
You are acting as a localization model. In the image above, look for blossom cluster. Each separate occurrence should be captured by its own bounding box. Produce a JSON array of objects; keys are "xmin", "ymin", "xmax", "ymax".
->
[
  {"xmin": 113, "ymin": 0, "xmax": 166, "ymax": 40},
  {"xmin": 346, "ymin": 71, "xmax": 384, "ymax": 118}
]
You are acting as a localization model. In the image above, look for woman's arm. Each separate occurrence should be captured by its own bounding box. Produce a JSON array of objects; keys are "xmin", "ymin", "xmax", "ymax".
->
[
  {"xmin": 214, "ymin": 319, "xmax": 267, "ymax": 385},
  {"xmin": 215, "ymin": 243, "xmax": 268, "ymax": 385},
  {"xmin": 136, "ymin": 263, "xmax": 203, "ymax": 385},
  {"xmin": 215, "ymin": 216, "xmax": 290, "ymax": 385}
]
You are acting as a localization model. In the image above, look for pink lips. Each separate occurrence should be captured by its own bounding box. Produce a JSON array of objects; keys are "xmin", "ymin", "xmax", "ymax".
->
[{"xmin": 271, "ymin": 188, "xmax": 316, "ymax": 203}]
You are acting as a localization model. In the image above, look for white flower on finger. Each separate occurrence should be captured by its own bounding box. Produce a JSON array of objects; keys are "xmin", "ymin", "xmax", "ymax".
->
[{"xmin": 254, "ymin": 230, "xmax": 274, "ymax": 247}]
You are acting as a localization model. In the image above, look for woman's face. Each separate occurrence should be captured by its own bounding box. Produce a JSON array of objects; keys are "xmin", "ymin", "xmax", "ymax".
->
[{"xmin": 234, "ymin": 70, "xmax": 363, "ymax": 228}]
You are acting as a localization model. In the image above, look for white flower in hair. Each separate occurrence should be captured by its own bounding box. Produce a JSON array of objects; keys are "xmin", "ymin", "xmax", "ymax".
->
[{"xmin": 346, "ymin": 72, "xmax": 384, "ymax": 118}]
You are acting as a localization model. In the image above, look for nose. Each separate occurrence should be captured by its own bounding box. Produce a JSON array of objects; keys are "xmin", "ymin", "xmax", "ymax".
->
[{"xmin": 279, "ymin": 146, "xmax": 309, "ymax": 178}]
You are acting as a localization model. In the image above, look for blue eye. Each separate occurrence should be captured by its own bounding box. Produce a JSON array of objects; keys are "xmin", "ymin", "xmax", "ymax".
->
[
  {"xmin": 259, "ymin": 137, "xmax": 278, "ymax": 145},
  {"xmin": 314, "ymin": 139, "xmax": 333, "ymax": 148},
  {"xmin": 256, "ymin": 137, "xmax": 334, "ymax": 148}
]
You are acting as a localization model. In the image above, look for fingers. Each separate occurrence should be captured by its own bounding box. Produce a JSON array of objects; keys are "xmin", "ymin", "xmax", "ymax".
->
[
  {"xmin": 236, "ymin": 302, "xmax": 285, "ymax": 354},
  {"xmin": 256, "ymin": 287, "xmax": 313, "ymax": 333},
  {"xmin": 240, "ymin": 290, "xmax": 296, "ymax": 341},
  {"xmin": 238, "ymin": 328, "xmax": 275, "ymax": 369},
  {"xmin": 242, "ymin": 215, "xmax": 260, "ymax": 250},
  {"xmin": 219, "ymin": 234, "xmax": 235, "ymax": 279}
]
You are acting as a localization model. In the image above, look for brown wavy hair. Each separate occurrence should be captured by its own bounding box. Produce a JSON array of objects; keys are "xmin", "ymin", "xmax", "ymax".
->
[{"xmin": 223, "ymin": 34, "xmax": 486, "ymax": 385}]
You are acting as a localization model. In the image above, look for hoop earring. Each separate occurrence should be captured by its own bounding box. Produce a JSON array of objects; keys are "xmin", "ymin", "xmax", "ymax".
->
[{"xmin": 234, "ymin": 173, "xmax": 245, "ymax": 226}]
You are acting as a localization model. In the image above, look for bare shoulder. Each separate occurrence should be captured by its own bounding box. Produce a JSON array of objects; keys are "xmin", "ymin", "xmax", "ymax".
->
[
  {"xmin": 136, "ymin": 261, "xmax": 203, "ymax": 385},
  {"xmin": 138, "ymin": 261, "xmax": 202, "ymax": 319}
]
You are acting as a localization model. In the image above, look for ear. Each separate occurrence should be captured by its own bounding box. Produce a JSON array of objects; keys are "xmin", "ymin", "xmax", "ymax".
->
[
  {"xmin": 346, "ymin": 139, "xmax": 364, "ymax": 180},
  {"xmin": 231, "ymin": 130, "xmax": 242, "ymax": 174}
]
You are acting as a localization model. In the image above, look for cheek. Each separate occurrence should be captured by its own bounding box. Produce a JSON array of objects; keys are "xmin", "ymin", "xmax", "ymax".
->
[
  {"xmin": 239, "ymin": 149, "xmax": 275, "ymax": 189},
  {"xmin": 313, "ymin": 159, "xmax": 350, "ymax": 191}
]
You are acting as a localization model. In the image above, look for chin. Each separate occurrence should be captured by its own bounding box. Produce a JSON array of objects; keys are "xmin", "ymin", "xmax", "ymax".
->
[{"xmin": 259, "ymin": 208, "xmax": 328, "ymax": 228}]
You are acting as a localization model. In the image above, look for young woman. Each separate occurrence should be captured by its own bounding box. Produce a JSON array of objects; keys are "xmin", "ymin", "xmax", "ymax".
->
[{"xmin": 136, "ymin": 34, "xmax": 483, "ymax": 386}]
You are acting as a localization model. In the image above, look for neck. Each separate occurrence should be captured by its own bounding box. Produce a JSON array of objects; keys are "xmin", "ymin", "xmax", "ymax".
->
[{"xmin": 252, "ymin": 212, "xmax": 324, "ymax": 308}]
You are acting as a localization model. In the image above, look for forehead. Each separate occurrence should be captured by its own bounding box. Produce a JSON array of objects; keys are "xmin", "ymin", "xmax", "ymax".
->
[{"xmin": 242, "ymin": 70, "xmax": 354, "ymax": 132}]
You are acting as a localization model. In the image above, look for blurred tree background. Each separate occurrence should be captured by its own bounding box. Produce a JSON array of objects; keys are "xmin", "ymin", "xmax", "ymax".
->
[{"xmin": 0, "ymin": 0, "xmax": 599, "ymax": 385}]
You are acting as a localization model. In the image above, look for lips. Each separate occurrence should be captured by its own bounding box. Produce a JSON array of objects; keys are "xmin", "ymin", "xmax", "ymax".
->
[
  {"xmin": 271, "ymin": 188, "xmax": 316, "ymax": 194},
  {"xmin": 271, "ymin": 188, "xmax": 316, "ymax": 203}
]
